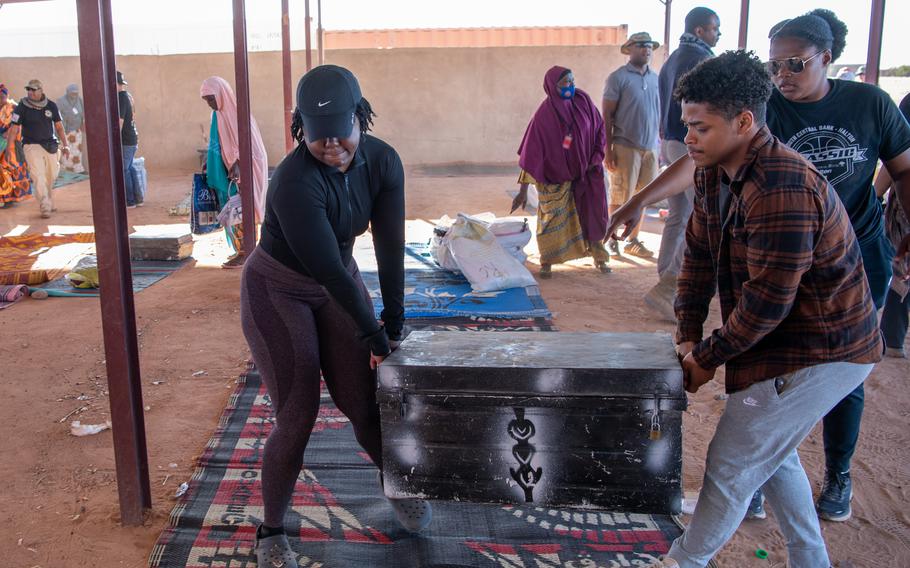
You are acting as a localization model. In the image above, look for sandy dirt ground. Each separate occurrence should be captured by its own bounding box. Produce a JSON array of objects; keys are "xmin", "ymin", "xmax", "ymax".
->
[{"xmin": 0, "ymin": 166, "xmax": 908, "ymax": 568}]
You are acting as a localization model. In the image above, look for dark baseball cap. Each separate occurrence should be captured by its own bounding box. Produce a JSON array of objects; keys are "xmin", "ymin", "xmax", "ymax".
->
[
  {"xmin": 116, "ymin": 70, "xmax": 127, "ymax": 85},
  {"xmin": 296, "ymin": 65, "xmax": 362, "ymax": 140}
]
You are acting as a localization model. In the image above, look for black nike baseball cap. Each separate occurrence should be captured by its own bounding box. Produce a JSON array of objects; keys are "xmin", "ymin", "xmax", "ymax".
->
[{"xmin": 296, "ymin": 65, "xmax": 362, "ymax": 141}]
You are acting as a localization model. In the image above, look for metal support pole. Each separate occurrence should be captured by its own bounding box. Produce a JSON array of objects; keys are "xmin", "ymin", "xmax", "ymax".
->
[
  {"xmin": 281, "ymin": 0, "xmax": 294, "ymax": 153},
  {"xmin": 662, "ymin": 0, "xmax": 672, "ymax": 58},
  {"xmin": 233, "ymin": 0, "xmax": 257, "ymax": 257},
  {"xmin": 317, "ymin": 0, "xmax": 324, "ymax": 66},
  {"xmin": 305, "ymin": 0, "xmax": 313, "ymax": 71},
  {"xmin": 738, "ymin": 0, "xmax": 750, "ymax": 50},
  {"xmin": 75, "ymin": 0, "xmax": 150, "ymax": 526},
  {"xmin": 865, "ymin": 0, "xmax": 886, "ymax": 85}
]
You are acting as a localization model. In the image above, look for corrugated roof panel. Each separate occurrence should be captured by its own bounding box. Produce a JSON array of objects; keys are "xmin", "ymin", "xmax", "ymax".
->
[{"xmin": 324, "ymin": 26, "xmax": 628, "ymax": 49}]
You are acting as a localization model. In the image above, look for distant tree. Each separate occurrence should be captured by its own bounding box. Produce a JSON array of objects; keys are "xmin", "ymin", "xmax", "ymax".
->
[{"xmin": 881, "ymin": 65, "xmax": 910, "ymax": 77}]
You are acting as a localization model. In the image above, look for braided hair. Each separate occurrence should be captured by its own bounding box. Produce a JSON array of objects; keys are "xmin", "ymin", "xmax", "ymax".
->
[
  {"xmin": 290, "ymin": 97, "xmax": 377, "ymax": 144},
  {"xmin": 769, "ymin": 9, "xmax": 848, "ymax": 63}
]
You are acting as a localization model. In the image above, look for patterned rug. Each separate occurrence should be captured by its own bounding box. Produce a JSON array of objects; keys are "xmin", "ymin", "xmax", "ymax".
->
[
  {"xmin": 149, "ymin": 324, "xmax": 683, "ymax": 568},
  {"xmin": 0, "ymin": 284, "xmax": 28, "ymax": 310},
  {"xmin": 0, "ymin": 233, "xmax": 96, "ymax": 285},
  {"xmin": 29, "ymin": 259, "xmax": 190, "ymax": 297},
  {"xmin": 362, "ymin": 269, "xmax": 551, "ymax": 320},
  {"xmin": 406, "ymin": 316, "xmax": 558, "ymax": 332},
  {"xmin": 356, "ymin": 234, "xmax": 551, "ymax": 320},
  {"xmin": 53, "ymin": 170, "xmax": 89, "ymax": 189}
]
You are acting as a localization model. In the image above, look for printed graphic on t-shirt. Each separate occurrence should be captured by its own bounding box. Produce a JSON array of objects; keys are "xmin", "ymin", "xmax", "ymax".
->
[{"xmin": 786, "ymin": 125, "xmax": 868, "ymax": 186}]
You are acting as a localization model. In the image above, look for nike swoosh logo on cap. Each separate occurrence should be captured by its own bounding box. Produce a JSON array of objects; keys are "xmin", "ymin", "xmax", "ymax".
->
[{"xmin": 317, "ymin": 100, "xmax": 331, "ymax": 107}]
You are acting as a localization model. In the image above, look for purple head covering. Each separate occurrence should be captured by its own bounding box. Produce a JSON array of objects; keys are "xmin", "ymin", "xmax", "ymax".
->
[
  {"xmin": 0, "ymin": 84, "xmax": 8, "ymax": 95},
  {"xmin": 518, "ymin": 66, "xmax": 608, "ymax": 242}
]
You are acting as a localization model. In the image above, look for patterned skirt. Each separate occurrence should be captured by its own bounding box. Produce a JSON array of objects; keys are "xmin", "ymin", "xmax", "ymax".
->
[
  {"xmin": 0, "ymin": 140, "xmax": 32, "ymax": 204},
  {"xmin": 60, "ymin": 129, "xmax": 86, "ymax": 173},
  {"xmin": 518, "ymin": 169, "xmax": 608, "ymax": 265}
]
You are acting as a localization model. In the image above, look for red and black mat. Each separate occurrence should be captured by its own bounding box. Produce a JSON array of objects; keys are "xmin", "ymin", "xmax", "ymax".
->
[{"xmin": 150, "ymin": 321, "xmax": 682, "ymax": 567}]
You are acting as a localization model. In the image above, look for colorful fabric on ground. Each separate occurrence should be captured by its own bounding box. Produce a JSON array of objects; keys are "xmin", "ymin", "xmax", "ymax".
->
[
  {"xmin": 53, "ymin": 170, "xmax": 90, "ymax": 189},
  {"xmin": 0, "ymin": 233, "xmax": 95, "ymax": 285},
  {"xmin": 354, "ymin": 239, "xmax": 551, "ymax": 319},
  {"xmin": 149, "ymin": 341, "xmax": 682, "ymax": 567},
  {"xmin": 406, "ymin": 316, "xmax": 558, "ymax": 332},
  {"xmin": 0, "ymin": 99, "xmax": 33, "ymax": 204},
  {"xmin": 0, "ymin": 284, "xmax": 28, "ymax": 309},
  {"xmin": 361, "ymin": 268, "xmax": 550, "ymax": 319},
  {"xmin": 28, "ymin": 258, "xmax": 189, "ymax": 297}
]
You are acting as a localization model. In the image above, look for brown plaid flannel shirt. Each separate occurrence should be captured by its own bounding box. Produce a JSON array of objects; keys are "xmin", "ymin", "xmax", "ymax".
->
[{"xmin": 676, "ymin": 127, "xmax": 882, "ymax": 393}]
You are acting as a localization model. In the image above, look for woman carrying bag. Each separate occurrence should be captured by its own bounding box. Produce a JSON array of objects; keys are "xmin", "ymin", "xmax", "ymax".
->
[{"xmin": 199, "ymin": 76, "xmax": 269, "ymax": 269}]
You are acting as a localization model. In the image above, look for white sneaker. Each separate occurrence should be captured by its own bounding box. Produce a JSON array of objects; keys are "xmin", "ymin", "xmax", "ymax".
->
[
  {"xmin": 644, "ymin": 272, "xmax": 678, "ymax": 322},
  {"xmin": 255, "ymin": 532, "xmax": 298, "ymax": 568},
  {"xmin": 379, "ymin": 472, "xmax": 433, "ymax": 533}
]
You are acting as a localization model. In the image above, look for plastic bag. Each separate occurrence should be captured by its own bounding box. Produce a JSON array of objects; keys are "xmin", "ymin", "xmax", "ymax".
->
[
  {"xmin": 70, "ymin": 420, "xmax": 112, "ymax": 437},
  {"xmin": 190, "ymin": 173, "xmax": 221, "ymax": 235},
  {"xmin": 133, "ymin": 156, "xmax": 148, "ymax": 201},
  {"xmin": 445, "ymin": 214, "xmax": 536, "ymax": 292},
  {"xmin": 430, "ymin": 227, "xmax": 460, "ymax": 271},
  {"xmin": 489, "ymin": 218, "xmax": 532, "ymax": 252},
  {"xmin": 432, "ymin": 215, "xmax": 532, "ymax": 270},
  {"xmin": 65, "ymin": 255, "xmax": 100, "ymax": 289},
  {"xmin": 505, "ymin": 185, "xmax": 539, "ymax": 214},
  {"xmin": 217, "ymin": 192, "xmax": 243, "ymax": 227}
]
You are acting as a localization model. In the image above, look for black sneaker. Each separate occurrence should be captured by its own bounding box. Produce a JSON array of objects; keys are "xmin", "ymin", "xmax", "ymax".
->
[
  {"xmin": 607, "ymin": 238, "xmax": 621, "ymax": 256},
  {"xmin": 816, "ymin": 470, "xmax": 852, "ymax": 521},
  {"xmin": 746, "ymin": 489, "xmax": 767, "ymax": 519}
]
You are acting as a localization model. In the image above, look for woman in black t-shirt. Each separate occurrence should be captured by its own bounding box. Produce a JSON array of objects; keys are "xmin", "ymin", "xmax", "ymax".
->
[
  {"xmin": 755, "ymin": 9, "xmax": 910, "ymax": 525},
  {"xmin": 240, "ymin": 66, "xmax": 431, "ymax": 568},
  {"xmin": 606, "ymin": 7, "xmax": 910, "ymax": 534}
]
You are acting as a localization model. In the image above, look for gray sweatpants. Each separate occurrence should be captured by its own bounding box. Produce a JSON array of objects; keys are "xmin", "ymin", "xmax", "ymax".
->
[
  {"xmin": 657, "ymin": 140, "xmax": 695, "ymax": 278},
  {"xmin": 668, "ymin": 361, "xmax": 873, "ymax": 568}
]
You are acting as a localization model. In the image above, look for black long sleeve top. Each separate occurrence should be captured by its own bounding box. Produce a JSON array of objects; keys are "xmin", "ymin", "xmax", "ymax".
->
[{"xmin": 259, "ymin": 134, "xmax": 405, "ymax": 356}]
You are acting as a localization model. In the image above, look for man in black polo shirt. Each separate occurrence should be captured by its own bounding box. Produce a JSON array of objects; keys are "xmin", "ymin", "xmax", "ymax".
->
[{"xmin": 8, "ymin": 79, "xmax": 69, "ymax": 218}]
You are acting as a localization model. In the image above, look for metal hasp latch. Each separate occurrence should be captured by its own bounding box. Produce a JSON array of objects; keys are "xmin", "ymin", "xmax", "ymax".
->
[{"xmin": 649, "ymin": 383, "xmax": 670, "ymax": 441}]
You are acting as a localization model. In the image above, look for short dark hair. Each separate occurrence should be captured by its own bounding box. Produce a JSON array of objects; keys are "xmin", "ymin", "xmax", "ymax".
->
[
  {"xmin": 291, "ymin": 97, "xmax": 376, "ymax": 143},
  {"xmin": 685, "ymin": 7, "xmax": 718, "ymax": 34},
  {"xmin": 674, "ymin": 50, "xmax": 772, "ymax": 124},
  {"xmin": 769, "ymin": 9, "xmax": 847, "ymax": 62}
]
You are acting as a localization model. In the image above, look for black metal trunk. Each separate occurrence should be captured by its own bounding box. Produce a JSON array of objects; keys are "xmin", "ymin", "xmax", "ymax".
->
[{"xmin": 377, "ymin": 331, "xmax": 686, "ymax": 514}]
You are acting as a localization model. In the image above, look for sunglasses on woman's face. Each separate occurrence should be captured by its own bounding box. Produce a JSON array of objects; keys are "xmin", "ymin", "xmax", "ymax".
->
[
  {"xmin": 766, "ymin": 51, "xmax": 823, "ymax": 75},
  {"xmin": 25, "ymin": 87, "xmax": 38, "ymax": 92}
]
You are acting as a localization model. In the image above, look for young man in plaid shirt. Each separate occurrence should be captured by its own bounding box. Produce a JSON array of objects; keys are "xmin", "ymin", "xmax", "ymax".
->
[{"xmin": 649, "ymin": 51, "xmax": 882, "ymax": 568}]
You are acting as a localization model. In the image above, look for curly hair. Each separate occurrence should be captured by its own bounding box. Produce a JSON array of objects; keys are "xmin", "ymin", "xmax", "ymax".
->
[
  {"xmin": 291, "ymin": 97, "xmax": 376, "ymax": 144},
  {"xmin": 674, "ymin": 50, "xmax": 773, "ymax": 123},
  {"xmin": 769, "ymin": 9, "xmax": 847, "ymax": 62}
]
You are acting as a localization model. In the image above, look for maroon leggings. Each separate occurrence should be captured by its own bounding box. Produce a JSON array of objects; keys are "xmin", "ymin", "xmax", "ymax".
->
[{"xmin": 240, "ymin": 246, "xmax": 383, "ymax": 527}]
